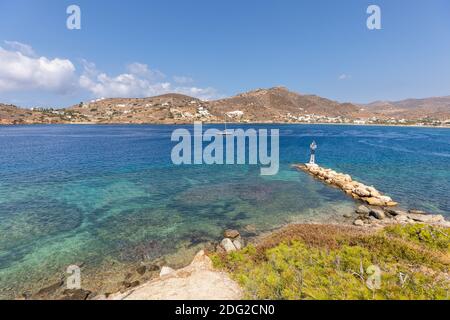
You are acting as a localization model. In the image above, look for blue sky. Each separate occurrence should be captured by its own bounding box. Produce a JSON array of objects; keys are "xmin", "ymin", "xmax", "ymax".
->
[{"xmin": 1, "ymin": 0, "xmax": 450, "ymax": 107}]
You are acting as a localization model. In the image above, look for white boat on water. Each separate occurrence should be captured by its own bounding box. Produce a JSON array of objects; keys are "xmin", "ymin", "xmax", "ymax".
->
[{"xmin": 217, "ymin": 114, "xmax": 233, "ymax": 135}]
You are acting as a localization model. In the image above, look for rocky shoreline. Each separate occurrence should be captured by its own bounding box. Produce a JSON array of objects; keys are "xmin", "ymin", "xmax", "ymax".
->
[{"xmin": 294, "ymin": 163, "xmax": 449, "ymax": 229}]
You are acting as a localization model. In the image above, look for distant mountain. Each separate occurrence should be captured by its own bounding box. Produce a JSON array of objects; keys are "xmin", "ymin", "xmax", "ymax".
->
[
  {"xmin": 364, "ymin": 96, "xmax": 450, "ymax": 120},
  {"xmin": 1, "ymin": 88, "xmax": 449, "ymax": 125}
]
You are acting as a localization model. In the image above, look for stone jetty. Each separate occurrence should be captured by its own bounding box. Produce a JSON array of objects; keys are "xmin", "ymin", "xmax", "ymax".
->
[
  {"xmin": 294, "ymin": 163, "xmax": 398, "ymax": 207},
  {"xmin": 294, "ymin": 163, "xmax": 449, "ymax": 228}
]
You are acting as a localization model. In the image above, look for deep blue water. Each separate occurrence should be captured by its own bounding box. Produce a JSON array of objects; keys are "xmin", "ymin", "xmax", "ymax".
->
[{"xmin": 0, "ymin": 124, "xmax": 449, "ymax": 297}]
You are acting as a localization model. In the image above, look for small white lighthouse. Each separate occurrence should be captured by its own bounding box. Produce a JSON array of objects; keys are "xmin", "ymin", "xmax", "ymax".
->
[{"xmin": 309, "ymin": 140, "xmax": 317, "ymax": 164}]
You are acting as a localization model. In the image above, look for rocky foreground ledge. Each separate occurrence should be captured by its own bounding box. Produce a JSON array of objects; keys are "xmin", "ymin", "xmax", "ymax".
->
[
  {"xmin": 102, "ymin": 250, "xmax": 242, "ymax": 300},
  {"xmin": 294, "ymin": 163, "xmax": 449, "ymax": 229}
]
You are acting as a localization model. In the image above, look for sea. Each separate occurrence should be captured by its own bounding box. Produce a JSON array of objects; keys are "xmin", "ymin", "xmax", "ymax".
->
[{"xmin": 0, "ymin": 124, "xmax": 449, "ymax": 298}]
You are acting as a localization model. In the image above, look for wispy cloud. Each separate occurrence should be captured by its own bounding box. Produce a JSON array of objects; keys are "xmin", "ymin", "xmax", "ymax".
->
[
  {"xmin": 79, "ymin": 61, "xmax": 219, "ymax": 100},
  {"xmin": 338, "ymin": 74, "xmax": 351, "ymax": 80},
  {"xmin": 4, "ymin": 40, "xmax": 36, "ymax": 57},
  {"xmin": 173, "ymin": 76, "xmax": 194, "ymax": 84}
]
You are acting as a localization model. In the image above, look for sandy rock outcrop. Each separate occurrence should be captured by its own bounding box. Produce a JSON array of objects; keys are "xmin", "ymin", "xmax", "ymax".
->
[{"xmin": 105, "ymin": 251, "xmax": 242, "ymax": 300}]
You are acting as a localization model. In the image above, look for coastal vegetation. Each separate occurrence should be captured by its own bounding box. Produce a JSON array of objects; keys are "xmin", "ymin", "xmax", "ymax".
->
[{"xmin": 211, "ymin": 224, "xmax": 450, "ymax": 300}]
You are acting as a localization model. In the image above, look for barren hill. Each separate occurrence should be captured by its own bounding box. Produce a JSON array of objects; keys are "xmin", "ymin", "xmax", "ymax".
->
[
  {"xmin": 365, "ymin": 96, "xmax": 450, "ymax": 120},
  {"xmin": 207, "ymin": 87, "xmax": 361, "ymax": 122},
  {"xmin": 1, "ymin": 88, "xmax": 449, "ymax": 125}
]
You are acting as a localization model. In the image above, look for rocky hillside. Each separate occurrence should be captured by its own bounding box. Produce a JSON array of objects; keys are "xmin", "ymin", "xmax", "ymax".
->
[
  {"xmin": 0, "ymin": 88, "xmax": 365, "ymax": 125},
  {"xmin": 206, "ymin": 87, "xmax": 362, "ymax": 122},
  {"xmin": 0, "ymin": 104, "xmax": 32, "ymax": 125},
  {"xmin": 364, "ymin": 96, "xmax": 450, "ymax": 120},
  {"xmin": 1, "ymin": 88, "xmax": 450, "ymax": 125},
  {"xmin": 67, "ymin": 94, "xmax": 207, "ymax": 124}
]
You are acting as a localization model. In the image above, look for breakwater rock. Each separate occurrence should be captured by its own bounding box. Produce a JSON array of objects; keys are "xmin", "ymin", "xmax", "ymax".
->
[
  {"xmin": 352, "ymin": 205, "xmax": 449, "ymax": 229},
  {"xmin": 294, "ymin": 163, "xmax": 398, "ymax": 207},
  {"xmin": 294, "ymin": 163, "xmax": 449, "ymax": 229}
]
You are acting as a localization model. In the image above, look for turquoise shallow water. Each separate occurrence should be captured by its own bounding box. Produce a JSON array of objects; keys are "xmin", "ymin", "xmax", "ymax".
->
[{"xmin": 0, "ymin": 124, "xmax": 449, "ymax": 298}]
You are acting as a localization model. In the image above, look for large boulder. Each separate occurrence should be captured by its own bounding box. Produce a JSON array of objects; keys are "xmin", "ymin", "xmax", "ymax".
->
[
  {"xmin": 386, "ymin": 209, "xmax": 408, "ymax": 216},
  {"xmin": 353, "ymin": 187, "xmax": 371, "ymax": 197},
  {"xmin": 407, "ymin": 214, "xmax": 444, "ymax": 223},
  {"xmin": 356, "ymin": 205, "xmax": 371, "ymax": 215},
  {"xmin": 366, "ymin": 187, "xmax": 381, "ymax": 198},
  {"xmin": 221, "ymin": 238, "xmax": 237, "ymax": 252},
  {"xmin": 333, "ymin": 178, "xmax": 347, "ymax": 188},
  {"xmin": 343, "ymin": 183, "xmax": 354, "ymax": 191},
  {"xmin": 365, "ymin": 197, "xmax": 385, "ymax": 206},
  {"xmin": 385, "ymin": 201, "xmax": 399, "ymax": 207},
  {"xmin": 232, "ymin": 239, "xmax": 242, "ymax": 250},
  {"xmin": 369, "ymin": 209, "xmax": 386, "ymax": 220},
  {"xmin": 379, "ymin": 195, "xmax": 393, "ymax": 203},
  {"xmin": 342, "ymin": 174, "xmax": 352, "ymax": 182}
]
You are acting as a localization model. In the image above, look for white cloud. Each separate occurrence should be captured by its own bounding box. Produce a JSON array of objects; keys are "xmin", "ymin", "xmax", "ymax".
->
[
  {"xmin": 0, "ymin": 44, "xmax": 76, "ymax": 93},
  {"xmin": 0, "ymin": 41, "xmax": 220, "ymax": 101},
  {"xmin": 126, "ymin": 62, "xmax": 165, "ymax": 80},
  {"xmin": 4, "ymin": 40, "xmax": 36, "ymax": 57},
  {"xmin": 338, "ymin": 74, "xmax": 351, "ymax": 80},
  {"xmin": 173, "ymin": 75, "xmax": 194, "ymax": 84},
  {"xmin": 80, "ymin": 62, "xmax": 219, "ymax": 100}
]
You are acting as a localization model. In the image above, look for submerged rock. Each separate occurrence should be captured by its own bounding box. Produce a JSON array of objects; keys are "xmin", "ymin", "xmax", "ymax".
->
[
  {"xmin": 408, "ymin": 209, "xmax": 428, "ymax": 215},
  {"xmin": 36, "ymin": 280, "xmax": 64, "ymax": 296},
  {"xmin": 223, "ymin": 229, "xmax": 240, "ymax": 239},
  {"xmin": 243, "ymin": 224, "xmax": 257, "ymax": 233},
  {"xmin": 62, "ymin": 289, "xmax": 92, "ymax": 300},
  {"xmin": 147, "ymin": 265, "xmax": 160, "ymax": 272},
  {"xmin": 353, "ymin": 219, "xmax": 364, "ymax": 226},
  {"xmin": 136, "ymin": 266, "xmax": 147, "ymax": 276}
]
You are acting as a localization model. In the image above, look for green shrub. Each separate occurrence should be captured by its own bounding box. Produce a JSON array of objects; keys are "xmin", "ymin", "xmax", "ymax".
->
[
  {"xmin": 384, "ymin": 224, "xmax": 449, "ymax": 252},
  {"xmin": 212, "ymin": 224, "xmax": 450, "ymax": 300}
]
